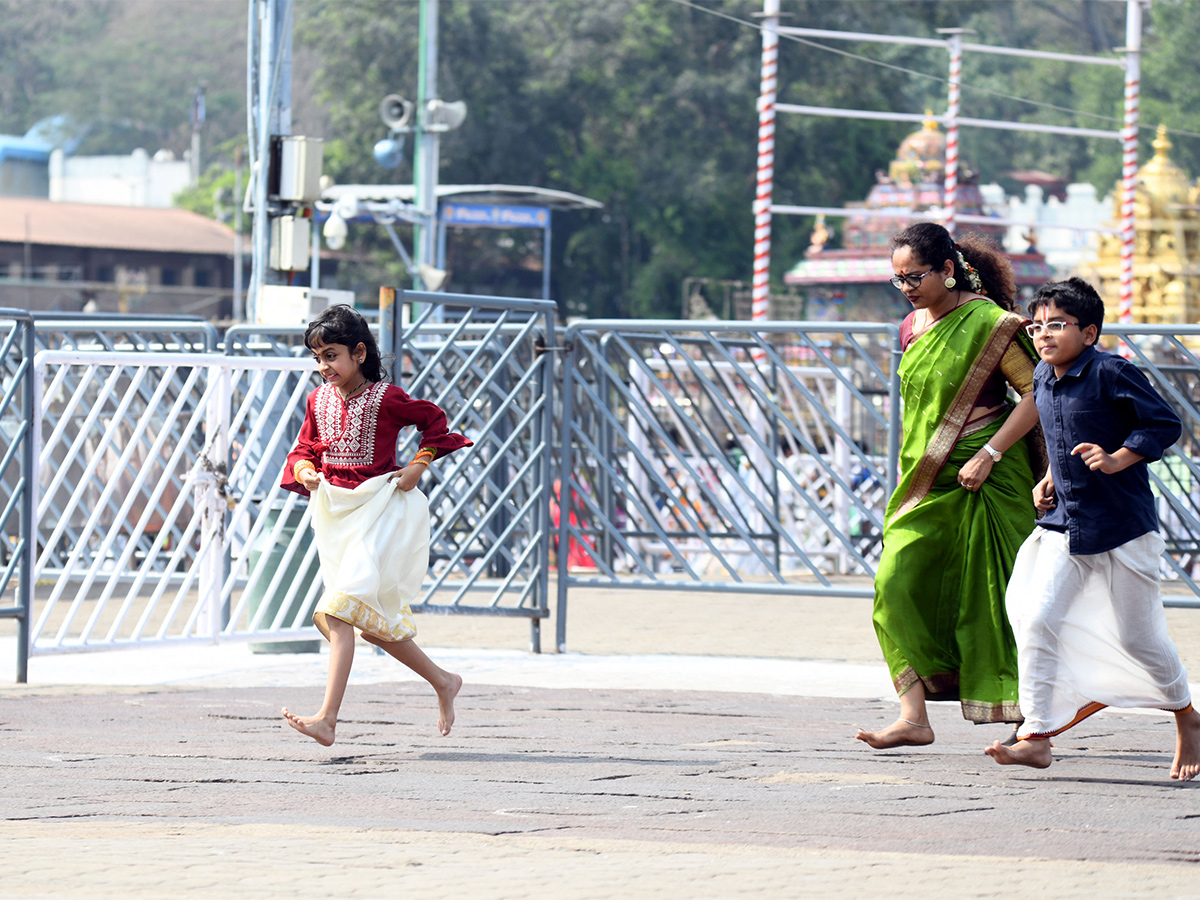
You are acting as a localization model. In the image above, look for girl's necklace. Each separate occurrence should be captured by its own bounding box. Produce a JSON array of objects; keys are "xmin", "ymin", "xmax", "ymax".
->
[{"xmin": 338, "ymin": 377, "xmax": 368, "ymax": 401}]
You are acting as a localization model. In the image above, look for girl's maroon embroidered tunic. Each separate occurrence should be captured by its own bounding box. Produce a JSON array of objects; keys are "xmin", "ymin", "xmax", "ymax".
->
[{"xmin": 282, "ymin": 381, "xmax": 471, "ymax": 495}]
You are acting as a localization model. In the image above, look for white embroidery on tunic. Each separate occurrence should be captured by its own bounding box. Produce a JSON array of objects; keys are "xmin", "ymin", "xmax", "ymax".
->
[{"xmin": 315, "ymin": 381, "xmax": 386, "ymax": 467}]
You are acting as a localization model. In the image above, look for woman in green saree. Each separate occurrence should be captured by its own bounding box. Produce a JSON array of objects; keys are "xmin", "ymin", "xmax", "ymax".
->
[{"xmin": 856, "ymin": 223, "xmax": 1042, "ymax": 750}]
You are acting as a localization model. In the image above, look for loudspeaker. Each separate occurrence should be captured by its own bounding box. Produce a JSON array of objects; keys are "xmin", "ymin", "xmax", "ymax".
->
[{"xmin": 380, "ymin": 94, "xmax": 414, "ymax": 131}]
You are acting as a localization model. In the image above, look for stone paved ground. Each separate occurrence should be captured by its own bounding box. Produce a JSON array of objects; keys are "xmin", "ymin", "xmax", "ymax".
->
[
  {"xmin": 2, "ymin": 588, "xmax": 1199, "ymax": 898},
  {"xmin": 3, "ymin": 682, "xmax": 1200, "ymax": 898}
]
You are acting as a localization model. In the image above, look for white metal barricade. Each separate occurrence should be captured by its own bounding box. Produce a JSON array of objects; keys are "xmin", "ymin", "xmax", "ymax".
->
[{"xmin": 28, "ymin": 341, "xmax": 553, "ymax": 656}]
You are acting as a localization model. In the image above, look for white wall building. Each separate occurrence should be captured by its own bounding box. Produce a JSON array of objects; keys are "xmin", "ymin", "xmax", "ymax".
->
[
  {"xmin": 980, "ymin": 182, "xmax": 1111, "ymax": 276},
  {"xmin": 49, "ymin": 147, "xmax": 192, "ymax": 208}
]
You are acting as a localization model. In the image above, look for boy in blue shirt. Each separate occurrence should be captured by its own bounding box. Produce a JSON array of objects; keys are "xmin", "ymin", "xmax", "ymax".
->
[{"xmin": 984, "ymin": 277, "xmax": 1199, "ymax": 780}]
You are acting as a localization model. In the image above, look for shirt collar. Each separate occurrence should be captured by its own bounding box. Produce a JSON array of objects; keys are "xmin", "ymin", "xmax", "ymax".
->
[{"xmin": 1060, "ymin": 343, "xmax": 1099, "ymax": 380}]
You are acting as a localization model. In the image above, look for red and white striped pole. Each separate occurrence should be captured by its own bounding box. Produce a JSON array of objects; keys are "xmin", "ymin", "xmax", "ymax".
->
[
  {"xmin": 752, "ymin": 0, "xmax": 779, "ymax": 337},
  {"xmin": 1118, "ymin": 0, "xmax": 1142, "ymax": 357},
  {"xmin": 940, "ymin": 30, "xmax": 964, "ymax": 235}
]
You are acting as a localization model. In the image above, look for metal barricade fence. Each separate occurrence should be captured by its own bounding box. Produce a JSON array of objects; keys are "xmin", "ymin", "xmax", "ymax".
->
[
  {"xmin": 3, "ymin": 314, "xmax": 218, "ymax": 573},
  {"xmin": 553, "ymin": 321, "xmax": 1200, "ymax": 650},
  {"xmin": 0, "ymin": 309, "xmax": 36, "ymax": 681},
  {"xmin": 8, "ymin": 311, "xmax": 1200, "ymax": 678},
  {"xmin": 1119, "ymin": 325, "xmax": 1200, "ymax": 606},
  {"xmin": 554, "ymin": 320, "xmax": 901, "ymax": 650},
  {"xmin": 32, "ymin": 314, "xmax": 219, "ymax": 354},
  {"xmin": 10, "ymin": 291, "xmax": 557, "ymax": 680}
]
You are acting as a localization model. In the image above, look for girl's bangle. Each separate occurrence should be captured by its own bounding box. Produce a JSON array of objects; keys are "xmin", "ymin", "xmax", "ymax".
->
[
  {"xmin": 294, "ymin": 459, "xmax": 316, "ymax": 480},
  {"xmin": 409, "ymin": 459, "xmax": 430, "ymax": 468}
]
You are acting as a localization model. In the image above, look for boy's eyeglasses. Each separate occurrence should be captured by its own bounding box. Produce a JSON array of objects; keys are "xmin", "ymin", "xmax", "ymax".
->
[
  {"xmin": 889, "ymin": 269, "xmax": 937, "ymax": 290},
  {"xmin": 1025, "ymin": 321, "xmax": 1082, "ymax": 337}
]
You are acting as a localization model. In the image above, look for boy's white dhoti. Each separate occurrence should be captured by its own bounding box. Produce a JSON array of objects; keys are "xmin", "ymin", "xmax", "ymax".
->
[
  {"xmin": 1006, "ymin": 527, "xmax": 1192, "ymax": 739},
  {"xmin": 309, "ymin": 472, "xmax": 429, "ymax": 643}
]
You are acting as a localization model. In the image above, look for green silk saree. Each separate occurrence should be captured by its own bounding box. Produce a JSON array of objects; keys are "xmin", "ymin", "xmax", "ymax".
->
[{"xmin": 873, "ymin": 299, "xmax": 1039, "ymax": 723}]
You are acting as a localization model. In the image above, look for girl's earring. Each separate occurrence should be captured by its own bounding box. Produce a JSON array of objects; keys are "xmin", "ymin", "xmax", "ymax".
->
[{"xmin": 944, "ymin": 276, "xmax": 957, "ymax": 289}]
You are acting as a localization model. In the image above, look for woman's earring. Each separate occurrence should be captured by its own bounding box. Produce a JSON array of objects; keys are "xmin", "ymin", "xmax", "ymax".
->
[{"xmin": 944, "ymin": 276, "xmax": 957, "ymax": 289}]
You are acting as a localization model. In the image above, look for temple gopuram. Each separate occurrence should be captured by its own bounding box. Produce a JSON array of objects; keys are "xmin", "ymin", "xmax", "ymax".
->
[
  {"xmin": 1082, "ymin": 125, "xmax": 1200, "ymax": 326},
  {"xmin": 783, "ymin": 117, "xmax": 1053, "ymax": 320}
]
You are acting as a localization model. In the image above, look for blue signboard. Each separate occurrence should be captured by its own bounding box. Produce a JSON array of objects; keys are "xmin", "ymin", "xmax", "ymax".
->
[{"xmin": 442, "ymin": 203, "xmax": 549, "ymax": 228}]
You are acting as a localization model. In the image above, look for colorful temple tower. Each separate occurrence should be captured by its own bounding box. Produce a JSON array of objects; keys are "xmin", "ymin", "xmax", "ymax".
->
[
  {"xmin": 784, "ymin": 117, "xmax": 1052, "ymax": 320},
  {"xmin": 1083, "ymin": 125, "xmax": 1200, "ymax": 326}
]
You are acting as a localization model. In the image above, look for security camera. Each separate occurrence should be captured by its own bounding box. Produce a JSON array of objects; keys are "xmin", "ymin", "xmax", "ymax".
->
[
  {"xmin": 380, "ymin": 94, "xmax": 414, "ymax": 131},
  {"xmin": 322, "ymin": 214, "xmax": 348, "ymax": 251}
]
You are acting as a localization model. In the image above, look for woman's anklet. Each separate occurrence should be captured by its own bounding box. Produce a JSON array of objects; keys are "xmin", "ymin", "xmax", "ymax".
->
[{"xmin": 900, "ymin": 718, "xmax": 932, "ymax": 729}]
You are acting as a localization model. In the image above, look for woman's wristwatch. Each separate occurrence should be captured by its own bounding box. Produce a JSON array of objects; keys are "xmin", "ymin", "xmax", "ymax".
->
[{"xmin": 982, "ymin": 442, "xmax": 1003, "ymax": 462}]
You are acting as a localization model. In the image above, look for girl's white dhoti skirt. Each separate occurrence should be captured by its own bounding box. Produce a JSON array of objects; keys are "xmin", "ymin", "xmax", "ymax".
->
[
  {"xmin": 1006, "ymin": 527, "xmax": 1192, "ymax": 739},
  {"xmin": 309, "ymin": 473, "xmax": 429, "ymax": 643}
]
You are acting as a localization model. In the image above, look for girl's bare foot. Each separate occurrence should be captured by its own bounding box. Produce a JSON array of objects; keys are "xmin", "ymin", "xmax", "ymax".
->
[
  {"xmin": 282, "ymin": 707, "xmax": 336, "ymax": 746},
  {"xmin": 855, "ymin": 718, "xmax": 934, "ymax": 749},
  {"xmin": 436, "ymin": 673, "xmax": 462, "ymax": 736},
  {"xmin": 985, "ymin": 737, "xmax": 1052, "ymax": 768},
  {"xmin": 1171, "ymin": 707, "xmax": 1200, "ymax": 781}
]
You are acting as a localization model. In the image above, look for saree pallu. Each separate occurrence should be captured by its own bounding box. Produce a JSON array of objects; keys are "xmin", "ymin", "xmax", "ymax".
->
[
  {"xmin": 309, "ymin": 472, "xmax": 429, "ymax": 643},
  {"xmin": 873, "ymin": 301, "xmax": 1037, "ymax": 723}
]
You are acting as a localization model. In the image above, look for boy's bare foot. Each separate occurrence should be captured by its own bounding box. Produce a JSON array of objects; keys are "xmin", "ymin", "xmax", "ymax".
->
[
  {"xmin": 855, "ymin": 718, "xmax": 934, "ymax": 749},
  {"xmin": 282, "ymin": 707, "xmax": 335, "ymax": 746},
  {"xmin": 436, "ymin": 673, "xmax": 462, "ymax": 736},
  {"xmin": 1171, "ymin": 707, "xmax": 1200, "ymax": 781},
  {"xmin": 985, "ymin": 737, "xmax": 1052, "ymax": 768}
]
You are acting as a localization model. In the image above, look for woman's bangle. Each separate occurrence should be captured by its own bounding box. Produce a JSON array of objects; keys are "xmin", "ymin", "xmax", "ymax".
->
[
  {"xmin": 293, "ymin": 459, "xmax": 316, "ymax": 480},
  {"xmin": 409, "ymin": 459, "xmax": 430, "ymax": 468}
]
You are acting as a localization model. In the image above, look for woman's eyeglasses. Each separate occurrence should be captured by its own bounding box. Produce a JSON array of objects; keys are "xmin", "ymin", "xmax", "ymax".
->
[
  {"xmin": 1025, "ymin": 321, "xmax": 1082, "ymax": 338},
  {"xmin": 889, "ymin": 269, "xmax": 937, "ymax": 290}
]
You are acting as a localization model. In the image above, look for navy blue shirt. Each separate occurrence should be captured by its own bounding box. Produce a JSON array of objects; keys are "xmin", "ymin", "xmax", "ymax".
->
[{"xmin": 1034, "ymin": 344, "xmax": 1180, "ymax": 555}]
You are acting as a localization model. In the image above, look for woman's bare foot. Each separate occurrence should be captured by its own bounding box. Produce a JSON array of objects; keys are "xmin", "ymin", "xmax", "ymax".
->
[
  {"xmin": 1171, "ymin": 707, "xmax": 1200, "ymax": 781},
  {"xmin": 282, "ymin": 707, "xmax": 336, "ymax": 746},
  {"xmin": 985, "ymin": 737, "xmax": 1052, "ymax": 768},
  {"xmin": 436, "ymin": 673, "xmax": 462, "ymax": 736},
  {"xmin": 855, "ymin": 718, "xmax": 934, "ymax": 749}
]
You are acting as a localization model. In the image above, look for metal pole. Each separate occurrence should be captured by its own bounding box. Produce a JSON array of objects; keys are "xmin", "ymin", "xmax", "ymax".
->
[
  {"xmin": 233, "ymin": 146, "xmax": 244, "ymax": 321},
  {"xmin": 1118, "ymin": 0, "xmax": 1143, "ymax": 350},
  {"xmin": 380, "ymin": 285, "xmax": 397, "ymax": 382},
  {"xmin": 555, "ymin": 329, "xmax": 577, "ymax": 653},
  {"xmin": 310, "ymin": 212, "xmax": 320, "ymax": 289},
  {"xmin": 542, "ymin": 216, "xmax": 552, "ymax": 302},
  {"xmin": 16, "ymin": 316, "xmax": 34, "ymax": 682},
  {"xmin": 939, "ymin": 30, "xmax": 965, "ymax": 235},
  {"xmin": 752, "ymin": 0, "xmax": 780, "ymax": 330},
  {"xmin": 248, "ymin": 0, "xmax": 293, "ymax": 325},
  {"xmin": 414, "ymin": 0, "xmax": 440, "ymax": 298},
  {"xmin": 250, "ymin": 0, "xmax": 273, "ymax": 325}
]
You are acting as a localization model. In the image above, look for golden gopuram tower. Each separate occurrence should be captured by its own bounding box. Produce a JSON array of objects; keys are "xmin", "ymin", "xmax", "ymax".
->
[{"xmin": 1086, "ymin": 125, "xmax": 1200, "ymax": 325}]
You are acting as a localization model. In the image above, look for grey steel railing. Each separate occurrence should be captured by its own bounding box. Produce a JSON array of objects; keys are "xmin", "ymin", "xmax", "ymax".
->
[
  {"xmin": 0, "ymin": 310, "xmax": 36, "ymax": 681},
  {"xmin": 8, "ymin": 311, "xmax": 1200, "ymax": 677},
  {"xmin": 1116, "ymin": 325, "xmax": 1200, "ymax": 607},
  {"xmin": 15, "ymin": 290, "xmax": 559, "ymax": 672},
  {"xmin": 553, "ymin": 321, "xmax": 1200, "ymax": 650},
  {"xmin": 555, "ymin": 321, "xmax": 899, "ymax": 627}
]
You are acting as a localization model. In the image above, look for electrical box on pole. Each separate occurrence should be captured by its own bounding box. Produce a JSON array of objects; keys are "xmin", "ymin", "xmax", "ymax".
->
[
  {"xmin": 269, "ymin": 135, "xmax": 324, "ymax": 202},
  {"xmin": 269, "ymin": 215, "xmax": 311, "ymax": 271}
]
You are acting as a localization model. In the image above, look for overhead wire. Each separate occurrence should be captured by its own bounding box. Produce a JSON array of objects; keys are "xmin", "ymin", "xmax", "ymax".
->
[{"xmin": 666, "ymin": 0, "xmax": 1200, "ymax": 142}]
